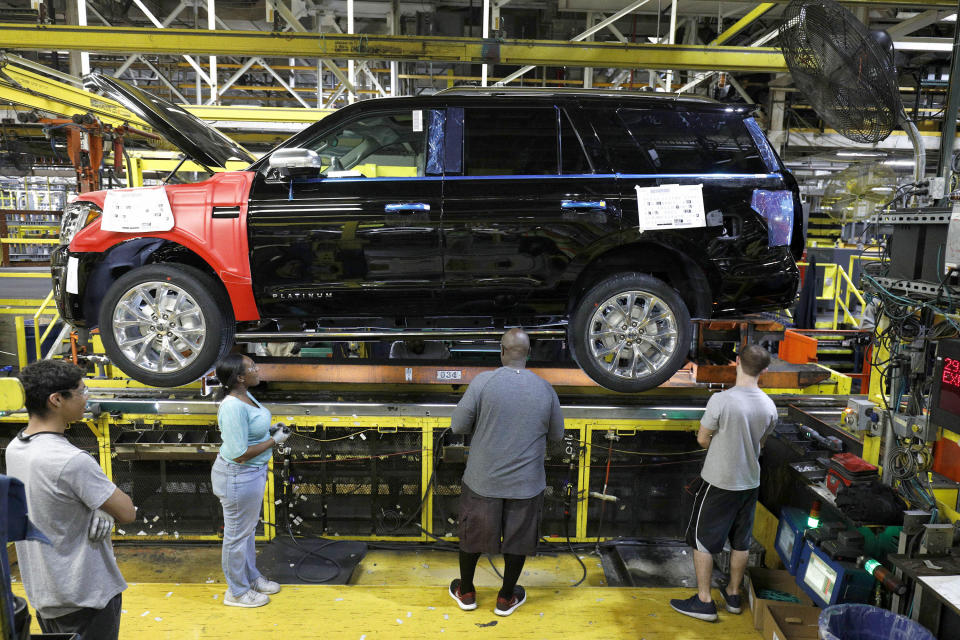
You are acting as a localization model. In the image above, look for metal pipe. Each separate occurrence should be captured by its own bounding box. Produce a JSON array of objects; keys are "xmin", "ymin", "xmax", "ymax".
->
[
  {"xmin": 880, "ymin": 410, "xmax": 896, "ymax": 485},
  {"xmin": 76, "ymin": 0, "xmax": 90, "ymax": 75},
  {"xmin": 936, "ymin": 0, "xmax": 960, "ymax": 195},
  {"xmin": 665, "ymin": 0, "xmax": 678, "ymax": 90},
  {"xmin": 348, "ymin": 0, "xmax": 355, "ymax": 103},
  {"xmin": 389, "ymin": 2, "xmax": 399, "ymax": 96},
  {"xmin": 584, "ymin": 12, "xmax": 594, "ymax": 89},
  {"xmin": 482, "ymin": 0, "xmax": 490, "ymax": 87},
  {"xmin": 236, "ymin": 329, "xmax": 567, "ymax": 341},
  {"xmin": 208, "ymin": 0, "xmax": 217, "ymax": 105},
  {"xmin": 902, "ymin": 116, "xmax": 927, "ymax": 184}
]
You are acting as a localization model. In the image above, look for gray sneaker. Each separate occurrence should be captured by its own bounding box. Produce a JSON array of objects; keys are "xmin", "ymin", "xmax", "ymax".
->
[
  {"xmin": 252, "ymin": 576, "xmax": 281, "ymax": 595},
  {"xmin": 224, "ymin": 590, "xmax": 270, "ymax": 608}
]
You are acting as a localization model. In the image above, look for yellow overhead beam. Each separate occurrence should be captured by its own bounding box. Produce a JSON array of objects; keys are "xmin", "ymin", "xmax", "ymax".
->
[
  {"xmin": 712, "ymin": 3, "xmax": 777, "ymax": 45},
  {"xmin": 0, "ymin": 23, "xmax": 788, "ymax": 73},
  {"xmin": 183, "ymin": 105, "xmax": 333, "ymax": 124}
]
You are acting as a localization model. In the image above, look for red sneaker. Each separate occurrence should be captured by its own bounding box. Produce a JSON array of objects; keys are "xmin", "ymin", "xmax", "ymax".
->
[
  {"xmin": 495, "ymin": 585, "xmax": 526, "ymax": 616},
  {"xmin": 449, "ymin": 579, "xmax": 477, "ymax": 611}
]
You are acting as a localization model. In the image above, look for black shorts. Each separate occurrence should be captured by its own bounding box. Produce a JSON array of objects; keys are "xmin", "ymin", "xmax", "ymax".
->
[
  {"xmin": 457, "ymin": 483, "xmax": 544, "ymax": 556},
  {"xmin": 684, "ymin": 479, "xmax": 758, "ymax": 555}
]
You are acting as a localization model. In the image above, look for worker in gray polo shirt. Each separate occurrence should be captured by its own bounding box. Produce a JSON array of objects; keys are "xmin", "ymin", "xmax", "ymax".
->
[
  {"xmin": 7, "ymin": 360, "xmax": 136, "ymax": 639},
  {"xmin": 670, "ymin": 344, "xmax": 778, "ymax": 622},
  {"xmin": 448, "ymin": 328, "xmax": 564, "ymax": 616}
]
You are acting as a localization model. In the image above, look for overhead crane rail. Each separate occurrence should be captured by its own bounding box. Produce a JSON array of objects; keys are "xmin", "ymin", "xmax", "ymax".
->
[{"xmin": 0, "ymin": 24, "xmax": 789, "ymax": 73}]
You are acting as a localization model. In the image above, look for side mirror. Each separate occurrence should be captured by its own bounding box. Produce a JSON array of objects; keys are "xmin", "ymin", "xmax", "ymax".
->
[{"xmin": 267, "ymin": 147, "xmax": 324, "ymax": 178}]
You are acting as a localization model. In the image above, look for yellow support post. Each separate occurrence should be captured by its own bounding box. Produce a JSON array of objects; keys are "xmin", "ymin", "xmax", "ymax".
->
[
  {"xmin": 421, "ymin": 420, "xmax": 436, "ymax": 543},
  {"xmin": 92, "ymin": 414, "xmax": 112, "ymax": 480},
  {"xmin": 129, "ymin": 155, "xmax": 144, "ymax": 188},
  {"xmin": 576, "ymin": 425, "xmax": 591, "ymax": 541},
  {"xmin": 264, "ymin": 458, "xmax": 275, "ymax": 541},
  {"xmin": 14, "ymin": 315, "xmax": 26, "ymax": 370},
  {"xmin": 861, "ymin": 434, "xmax": 882, "ymax": 467}
]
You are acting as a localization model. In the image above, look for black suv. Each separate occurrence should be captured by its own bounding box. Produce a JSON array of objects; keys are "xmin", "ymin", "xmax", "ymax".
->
[{"xmin": 53, "ymin": 80, "xmax": 802, "ymax": 392}]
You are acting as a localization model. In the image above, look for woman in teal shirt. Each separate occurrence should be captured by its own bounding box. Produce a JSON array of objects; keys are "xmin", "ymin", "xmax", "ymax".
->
[{"xmin": 211, "ymin": 354, "xmax": 290, "ymax": 608}]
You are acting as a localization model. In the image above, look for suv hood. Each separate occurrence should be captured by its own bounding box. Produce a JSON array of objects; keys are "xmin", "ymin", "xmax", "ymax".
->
[{"xmin": 84, "ymin": 74, "xmax": 256, "ymax": 168}]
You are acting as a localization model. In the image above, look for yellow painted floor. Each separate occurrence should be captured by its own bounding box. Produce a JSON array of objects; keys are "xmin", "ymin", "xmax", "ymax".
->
[{"xmin": 12, "ymin": 545, "xmax": 764, "ymax": 639}]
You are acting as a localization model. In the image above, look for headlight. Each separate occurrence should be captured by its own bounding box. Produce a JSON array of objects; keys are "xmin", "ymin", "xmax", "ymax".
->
[{"xmin": 60, "ymin": 202, "xmax": 101, "ymax": 246}]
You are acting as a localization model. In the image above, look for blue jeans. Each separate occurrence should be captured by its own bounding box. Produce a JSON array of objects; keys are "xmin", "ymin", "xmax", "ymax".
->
[{"xmin": 212, "ymin": 455, "xmax": 267, "ymax": 596}]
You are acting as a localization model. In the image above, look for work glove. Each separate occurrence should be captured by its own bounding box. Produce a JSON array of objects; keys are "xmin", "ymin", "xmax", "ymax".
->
[
  {"xmin": 88, "ymin": 508, "xmax": 114, "ymax": 543},
  {"xmin": 270, "ymin": 423, "xmax": 291, "ymax": 445}
]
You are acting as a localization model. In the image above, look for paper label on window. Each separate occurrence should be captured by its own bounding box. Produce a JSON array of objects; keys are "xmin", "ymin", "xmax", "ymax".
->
[
  {"xmin": 66, "ymin": 256, "xmax": 79, "ymax": 295},
  {"xmin": 101, "ymin": 186, "xmax": 175, "ymax": 233},
  {"xmin": 412, "ymin": 110, "xmax": 423, "ymax": 132},
  {"xmin": 634, "ymin": 184, "xmax": 706, "ymax": 232}
]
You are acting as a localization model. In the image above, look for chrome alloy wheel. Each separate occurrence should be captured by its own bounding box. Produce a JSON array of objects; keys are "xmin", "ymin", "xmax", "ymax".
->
[
  {"xmin": 111, "ymin": 281, "xmax": 207, "ymax": 373},
  {"xmin": 586, "ymin": 290, "xmax": 679, "ymax": 380}
]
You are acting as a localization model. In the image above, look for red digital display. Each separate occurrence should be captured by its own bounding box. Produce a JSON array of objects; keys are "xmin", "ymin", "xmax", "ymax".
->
[{"xmin": 939, "ymin": 357, "xmax": 960, "ymax": 417}]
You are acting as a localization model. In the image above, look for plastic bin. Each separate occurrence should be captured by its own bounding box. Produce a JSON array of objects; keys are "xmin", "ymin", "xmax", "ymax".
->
[{"xmin": 819, "ymin": 604, "xmax": 935, "ymax": 640}]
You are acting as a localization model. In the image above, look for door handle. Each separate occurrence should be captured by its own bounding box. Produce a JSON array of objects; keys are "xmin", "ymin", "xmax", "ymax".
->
[
  {"xmin": 385, "ymin": 203, "xmax": 431, "ymax": 213},
  {"xmin": 561, "ymin": 200, "xmax": 607, "ymax": 211}
]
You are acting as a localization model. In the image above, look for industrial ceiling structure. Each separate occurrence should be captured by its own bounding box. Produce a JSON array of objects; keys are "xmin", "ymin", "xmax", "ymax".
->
[{"xmin": 0, "ymin": 0, "xmax": 957, "ymax": 179}]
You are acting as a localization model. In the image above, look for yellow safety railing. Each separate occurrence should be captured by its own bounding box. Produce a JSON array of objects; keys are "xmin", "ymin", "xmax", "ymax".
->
[
  {"xmin": 833, "ymin": 264, "xmax": 867, "ymax": 329},
  {"xmin": 798, "ymin": 260, "xmax": 871, "ymax": 330},
  {"xmin": 33, "ymin": 289, "xmax": 61, "ymax": 362}
]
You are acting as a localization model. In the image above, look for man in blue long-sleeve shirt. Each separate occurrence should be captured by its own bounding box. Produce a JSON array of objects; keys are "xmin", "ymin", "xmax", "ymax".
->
[{"xmin": 448, "ymin": 328, "xmax": 564, "ymax": 617}]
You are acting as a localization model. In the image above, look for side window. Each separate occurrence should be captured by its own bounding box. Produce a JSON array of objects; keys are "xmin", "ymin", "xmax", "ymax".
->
[
  {"xmin": 463, "ymin": 107, "xmax": 557, "ymax": 176},
  {"xmin": 560, "ymin": 110, "xmax": 592, "ymax": 174},
  {"xmin": 583, "ymin": 106, "xmax": 655, "ymax": 174},
  {"xmin": 304, "ymin": 110, "xmax": 427, "ymax": 177},
  {"xmin": 616, "ymin": 108, "xmax": 768, "ymax": 174}
]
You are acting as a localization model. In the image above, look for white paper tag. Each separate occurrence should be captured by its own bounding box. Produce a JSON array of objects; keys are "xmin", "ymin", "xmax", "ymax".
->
[
  {"xmin": 772, "ymin": 632, "xmax": 782, "ymax": 640},
  {"xmin": 101, "ymin": 187, "xmax": 175, "ymax": 233},
  {"xmin": 66, "ymin": 256, "xmax": 79, "ymax": 295},
  {"xmin": 748, "ymin": 588, "xmax": 755, "ymax": 611},
  {"xmin": 634, "ymin": 184, "xmax": 706, "ymax": 232},
  {"xmin": 412, "ymin": 110, "xmax": 423, "ymax": 132}
]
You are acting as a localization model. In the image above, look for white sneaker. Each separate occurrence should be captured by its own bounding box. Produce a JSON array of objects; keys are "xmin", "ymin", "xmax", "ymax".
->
[
  {"xmin": 224, "ymin": 590, "xmax": 270, "ymax": 608},
  {"xmin": 252, "ymin": 576, "xmax": 281, "ymax": 595}
]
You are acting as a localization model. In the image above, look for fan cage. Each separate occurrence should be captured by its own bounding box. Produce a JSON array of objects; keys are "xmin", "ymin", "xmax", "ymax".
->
[{"xmin": 780, "ymin": 0, "xmax": 901, "ymax": 144}]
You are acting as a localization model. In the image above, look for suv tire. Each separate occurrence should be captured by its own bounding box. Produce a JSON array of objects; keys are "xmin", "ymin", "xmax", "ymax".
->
[
  {"xmin": 570, "ymin": 273, "xmax": 691, "ymax": 393},
  {"xmin": 99, "ymin": 264, "xmax": 235, "ymax": 388}
]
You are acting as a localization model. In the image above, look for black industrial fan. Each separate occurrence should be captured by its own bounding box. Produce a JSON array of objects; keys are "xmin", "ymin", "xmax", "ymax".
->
[{"xmin": 780, "ymin": 0, "xmax": 924, "ymax": 181}]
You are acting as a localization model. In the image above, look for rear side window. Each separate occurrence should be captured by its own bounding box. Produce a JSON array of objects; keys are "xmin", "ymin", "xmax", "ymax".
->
[
  {"xmin": 560, "ymin": 110, "xmax": 592, "ymax": 174},
  {"xmin": 463, "ymin": 107, "xmax": 557, "ymax": 176},
  {"xmin": 614, "ymin": 108, "xmax": 767, "ymax": 175}
]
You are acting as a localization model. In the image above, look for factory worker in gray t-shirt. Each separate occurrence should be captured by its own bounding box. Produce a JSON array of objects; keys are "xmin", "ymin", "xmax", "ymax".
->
[
  {"xmin": 447, "ymin": 328, "xmax": 564, "ymax": 617},
  {"xmin": 670, "ymin": 345, "xmax": 778, "ymax": 623},
  {"xmin": 6, "ymin": 360, "xmax": 136, "ymax": 640}
]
